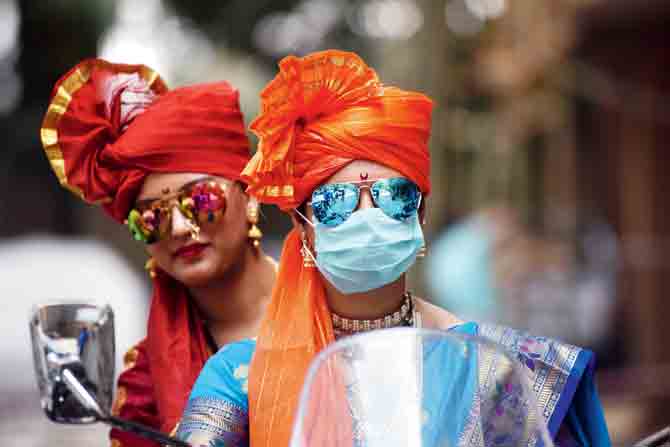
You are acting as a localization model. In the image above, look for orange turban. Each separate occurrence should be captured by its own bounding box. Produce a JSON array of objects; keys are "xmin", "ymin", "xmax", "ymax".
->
[
  {"xmin": 243, "ymin": 50, "xmax": 433, "ymax": 447},
  {"xmin": 242, "ymin": 50, "xmax": 432, "ymax": 209}
]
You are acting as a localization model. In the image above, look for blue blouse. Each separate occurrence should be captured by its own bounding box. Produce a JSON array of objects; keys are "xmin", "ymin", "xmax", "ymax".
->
[
  {"xmin": 176, "ymin": 324, "xmax": 610, "ymax": 446},
  {"xmin": 176, "ymin": 339, "xmax": 254, "ymax": 447}
]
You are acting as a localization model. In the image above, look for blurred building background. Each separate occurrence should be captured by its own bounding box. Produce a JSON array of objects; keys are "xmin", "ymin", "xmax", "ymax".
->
[{"xmin": 1, "ymin": 0, "xmax": 668, "ymax": 444}]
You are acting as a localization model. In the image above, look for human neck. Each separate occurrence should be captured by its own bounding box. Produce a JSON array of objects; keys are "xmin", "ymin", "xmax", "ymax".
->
[
  {"xmin": 188, "ymin": 246, "xmax": 274, "ymax": 330},
  {"xmin": 324, "ymin": 276, "xmax": 407, "ymax": 320}
]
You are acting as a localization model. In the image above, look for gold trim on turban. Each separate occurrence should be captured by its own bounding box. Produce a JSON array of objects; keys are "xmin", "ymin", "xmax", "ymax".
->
[{"xmin": 40, "ymin": 59, "xmax": 167, "ymax": 203}]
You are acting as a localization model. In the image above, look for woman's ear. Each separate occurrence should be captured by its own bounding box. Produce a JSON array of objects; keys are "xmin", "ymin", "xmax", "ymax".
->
[
  {"xmin": 247, "ymin": 194, "xmax": 259, "ymax": 210},
  {"xmin": 419, "ymin": 198, "xmax": 427, "ymax": 226},
  {"xmin": 290, "ymin": 211, "xmax": 304, "ymax": 232},
  {"xmin": 235, "ymin": 181, "xmax": 251, "ymax": 206}
]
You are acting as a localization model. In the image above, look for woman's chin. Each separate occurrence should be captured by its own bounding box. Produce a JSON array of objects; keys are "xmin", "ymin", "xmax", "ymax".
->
[{"xmin": 172, "ymin": 261, "xmax": 218, "ymax": 287}]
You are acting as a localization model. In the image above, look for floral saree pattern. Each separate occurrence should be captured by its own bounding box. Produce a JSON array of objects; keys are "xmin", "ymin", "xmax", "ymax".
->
[{"xmin": 456, "ymin": 323, "xmax": 610, "ymax": 446}]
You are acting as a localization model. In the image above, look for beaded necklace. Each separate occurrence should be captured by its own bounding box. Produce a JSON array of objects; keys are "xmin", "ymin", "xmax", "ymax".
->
[{"xmin": 331, "ymin": 292, "xmax": 415, "ymax": 338}]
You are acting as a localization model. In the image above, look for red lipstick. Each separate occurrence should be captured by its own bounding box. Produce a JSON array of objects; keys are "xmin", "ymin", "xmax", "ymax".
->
[{"xmin": 174, "ymin": 243, "xmax": 208, "ymax": 259}]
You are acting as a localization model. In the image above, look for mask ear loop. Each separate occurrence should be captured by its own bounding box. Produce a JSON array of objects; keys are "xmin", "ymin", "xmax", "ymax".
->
[{"xmin": 293, "ymin": 207, "xmax": 315, "ymax": 228}]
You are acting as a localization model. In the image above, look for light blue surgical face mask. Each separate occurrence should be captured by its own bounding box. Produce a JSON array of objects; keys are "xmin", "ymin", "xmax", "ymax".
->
[{"xmin": 298, "ymin": 207, "xmax": 425, "ymax": 294}]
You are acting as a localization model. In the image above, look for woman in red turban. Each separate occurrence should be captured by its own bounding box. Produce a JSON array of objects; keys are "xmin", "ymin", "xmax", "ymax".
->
[
  {"xmin": 40, "ymin": 59, "xmax": 277, "ymax": 446},
  {"xmin": 176, "ymin": 50, "xmax": 610, "ymax": 447}
]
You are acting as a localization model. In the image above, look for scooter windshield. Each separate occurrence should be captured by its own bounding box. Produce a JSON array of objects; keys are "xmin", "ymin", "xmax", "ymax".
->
[{"xmin": 290, "ymin": 328, "xmax": 554, "ymax": 447}]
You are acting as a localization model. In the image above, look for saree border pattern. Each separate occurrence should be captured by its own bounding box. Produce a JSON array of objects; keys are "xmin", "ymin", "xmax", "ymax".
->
[
  {"xmin": 176, "ymin": 396, "xmax": 248, "ymax": 446},
  {"xmin": 459, "ymin": 324, "xmax": 582, "ymax": 447}
]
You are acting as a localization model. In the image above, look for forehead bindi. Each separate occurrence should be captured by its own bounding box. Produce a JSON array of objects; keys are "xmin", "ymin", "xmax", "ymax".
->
[{"xmin": 326, "ymin": 160, "xmax": 404, "ymax": 184}]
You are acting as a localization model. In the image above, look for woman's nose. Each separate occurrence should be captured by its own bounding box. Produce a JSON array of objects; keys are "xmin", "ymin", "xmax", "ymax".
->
[
  {"xmin": 357, "ymin": 188, "xmax": 374, "ymax": 210},
  {"xmin": 170, "ymin": 205, "xmax": 193, "ymax": 239}
]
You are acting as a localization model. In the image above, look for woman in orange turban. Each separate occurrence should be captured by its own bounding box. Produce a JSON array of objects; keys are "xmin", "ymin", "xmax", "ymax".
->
[
  {"xmin": 176, "ymin": 50, "xmax": 610, "ymax": 447},
  {"xmin": 40, "ymin": 59, "xmax": 277, "ymax": 446}
]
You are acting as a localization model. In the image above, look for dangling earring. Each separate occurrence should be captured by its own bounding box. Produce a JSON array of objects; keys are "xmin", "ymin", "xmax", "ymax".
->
[
  {"xmin": 417, "ymin": 244, "xmax": 427, "ymax": 258},
  {"xmin": 145, "ymin": 257, "xmax": 157, "ymax": 278},
  {"xmin": 247, "ymin": 199, "xmax": 263, "ymax": 248},
  {"xmin": 301, "ymin": 232, "xmax": 316, "ymax": 268}
]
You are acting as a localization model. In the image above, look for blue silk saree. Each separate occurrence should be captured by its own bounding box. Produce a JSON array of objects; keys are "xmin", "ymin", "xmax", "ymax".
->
[{"xmin": 176, "ymin": 324, "xmax": 610, "ymax": 446}]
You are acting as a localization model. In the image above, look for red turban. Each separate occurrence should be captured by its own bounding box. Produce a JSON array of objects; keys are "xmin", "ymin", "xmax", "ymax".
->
[
  {"xmin": 41, "ymin": 58, "xmax": 250, "ymax": 222},
  {"xmin": 243, "ymin": 50, "xmax": 433, "ymax": 447},
  {"xmin": 40, "ymin": 59, "xmax": 251, "ymax": 435}
]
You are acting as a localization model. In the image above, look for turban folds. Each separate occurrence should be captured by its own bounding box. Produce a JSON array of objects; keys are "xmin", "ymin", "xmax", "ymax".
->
[
  {"xmin": 41, "ymin": 58, "xmax": 250, "ymax": 222},
  {"xmin": 242, "ymin": 50, "xmax": 432, "ymax": 209},
  {"xmin": 244, "ymin": 50, "xmax": 433, "ymax": 447},
  {"xmin": 40, "ymin": 59, "xmax": 251, "ymax": 435}
]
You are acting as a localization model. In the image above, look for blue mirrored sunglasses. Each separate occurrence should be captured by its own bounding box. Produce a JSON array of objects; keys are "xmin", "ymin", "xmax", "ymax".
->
[{"xmin": 310, "ymin": 177, "xmax": 422, "ymax": 227}]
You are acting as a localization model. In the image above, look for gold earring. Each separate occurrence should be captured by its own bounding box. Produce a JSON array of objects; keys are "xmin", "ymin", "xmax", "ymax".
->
[
  {"xmin": 247, "ymin": 201, "xmax": 263, "ymax": 248},
  {"xmin": 417, "ymin": 244, "xmax": 427, "ymax": 258},
  {"xmin": 145, "ymin": 257, "xmax": 157, "ymax": 278},
  {"xmin": 301, "ymin": 232, "xmax": 315, "ymax": 268}
]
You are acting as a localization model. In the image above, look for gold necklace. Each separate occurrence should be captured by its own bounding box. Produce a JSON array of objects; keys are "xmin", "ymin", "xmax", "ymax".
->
[{"xmin": 331, "ymin": 292, "xmax": 414, "ymax": 338}]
